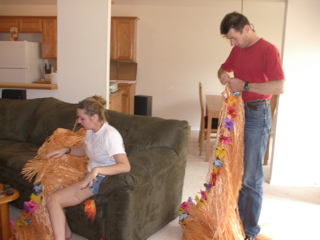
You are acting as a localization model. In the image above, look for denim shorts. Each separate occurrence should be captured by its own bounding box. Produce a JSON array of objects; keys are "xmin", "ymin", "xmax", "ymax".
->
[{"xmin": 85, "ymin": 174, "xmax": 104, "ymax": 195}]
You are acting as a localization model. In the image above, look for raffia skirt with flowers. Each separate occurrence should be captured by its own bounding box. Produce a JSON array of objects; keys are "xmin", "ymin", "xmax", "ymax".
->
[
  {"xmin": 11, "ymin": 128, "xmax": 89, "ymax": 240},
  {"xmin": 179, "ymin": 86, "xmax": 245, "ymax": 240}
]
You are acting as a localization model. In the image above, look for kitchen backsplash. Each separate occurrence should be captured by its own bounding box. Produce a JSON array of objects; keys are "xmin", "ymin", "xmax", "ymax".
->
[{"xmin": 0, "ymin": 33, "xmax": 41, "ymax": 42}]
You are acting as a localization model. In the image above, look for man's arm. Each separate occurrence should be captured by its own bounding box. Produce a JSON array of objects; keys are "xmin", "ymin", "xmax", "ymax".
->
[
  {"xmin": 246, "ymin": 79, "xmax": 285, "ymax": 95},
  {"xmin": 228, "ymin": 78, "xmax": 285, "ymax": 95},
  {"xmin": 218, "ymin": 67, "xmax": 285, "ymax": 95}
]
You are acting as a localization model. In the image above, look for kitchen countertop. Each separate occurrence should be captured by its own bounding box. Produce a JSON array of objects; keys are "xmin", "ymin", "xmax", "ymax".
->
[
  {"xmin": 0, "ymin": 82, "xmax": 58, "ymax": 90},
  {"xmin": 110, "ymin": 80, "xmax": 137, "ymax": 84}
]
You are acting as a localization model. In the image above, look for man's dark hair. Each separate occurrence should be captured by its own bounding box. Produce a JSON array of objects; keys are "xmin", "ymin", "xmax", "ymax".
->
[{"xmin": 220, "ymin": 11, "xmax": 250, "ymax": 35}]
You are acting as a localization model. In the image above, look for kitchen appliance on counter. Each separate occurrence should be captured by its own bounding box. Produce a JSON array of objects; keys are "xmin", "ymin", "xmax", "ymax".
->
[
  {"xmin": 109, "ymin": 82, "xmax": 118, "ymax": 93},
  {"xmin": 0, "ymin": 41, "xmax": 43, "ymax": 83}
]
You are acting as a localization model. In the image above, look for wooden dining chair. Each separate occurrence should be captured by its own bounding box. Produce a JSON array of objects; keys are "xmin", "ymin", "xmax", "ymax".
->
[{"xmin": 198, "ymin": 82, "xmax": 219, "ymax": 156}]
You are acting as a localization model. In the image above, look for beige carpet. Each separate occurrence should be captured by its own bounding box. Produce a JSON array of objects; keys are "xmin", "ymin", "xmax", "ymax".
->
[{"xmin": 10, "ymin": 130, "xmax": 320, "ymax": 240}]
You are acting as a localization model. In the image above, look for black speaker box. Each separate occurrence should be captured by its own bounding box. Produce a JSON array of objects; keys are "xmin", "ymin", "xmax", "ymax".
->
[
  {"xmin": 2, "ymin": 89, "xmax": 27, "ymax": 99},
  {"xmin": 134, "ymin": 95, "xmax": 152, "ymax": 116}
]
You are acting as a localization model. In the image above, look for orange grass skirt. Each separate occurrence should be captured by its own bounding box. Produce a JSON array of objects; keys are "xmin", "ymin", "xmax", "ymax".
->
[
  {"xmin": 11, "ymin": 128, "xmax": 88, "ymax": 240},
  {"xmin": 180, "ymin": 86, "xmax": 245, "ymax": 240}
]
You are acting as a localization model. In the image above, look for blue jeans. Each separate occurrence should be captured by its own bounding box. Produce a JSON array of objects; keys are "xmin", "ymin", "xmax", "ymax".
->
[
  {"xmin": 85, "ymin": 173, "xmax": 104, "ymax": 195},
  {"xmin": 238, "ymin": 100, "xmax": 272, "ymax": 238}
]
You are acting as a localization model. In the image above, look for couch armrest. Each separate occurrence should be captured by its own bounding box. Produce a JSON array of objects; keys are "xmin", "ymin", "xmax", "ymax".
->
[{"xmin": 97, "ymin": 147, "xmax": 180, "ymax": 196}]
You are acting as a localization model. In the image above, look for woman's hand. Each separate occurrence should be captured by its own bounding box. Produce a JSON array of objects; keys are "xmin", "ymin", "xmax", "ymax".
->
[
  {"xmin": 79, "ymin": 154, "xmax": 130, "ymax": 190},
  {"xmin": 80, "ymin": 154, "xmax": 130, "ymax": 190},
  {"xmin": 81, "ymin": 168, "xmax": 98, "ymax": 190},
  {"xmin": 45, "ymin": 147, "xmax": 70, "ymax": 159},
  {"xmin": 45, "ymin": 145, "xmax": 86, "ymax": 160}
]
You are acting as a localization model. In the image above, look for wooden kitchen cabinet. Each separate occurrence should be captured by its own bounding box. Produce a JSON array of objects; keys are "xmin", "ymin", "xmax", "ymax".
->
[
  {"xmin": 19, "ymin": 17, "xmax": 42, "ymax": 33},
  {"xmin": 111, "ymin": 17, "xmax": 138, "ymax": 62},
  {"xmin": 109, "ymin": 90, "xmax": 123, "ymax": 112},
  {"xmin": 42, "ymin": 17, "xmax": 57, "ymax": 59},
  {"xmin": 118, "ymin": 83, "xmax": 136, "ymax": 114},
  {"xmin": 0, "ymin": 16, "xmax": 42, "ymax": 33},
  {"xmin": 0, "ymin": 17, "xmax": 19, "ymax": 32}
]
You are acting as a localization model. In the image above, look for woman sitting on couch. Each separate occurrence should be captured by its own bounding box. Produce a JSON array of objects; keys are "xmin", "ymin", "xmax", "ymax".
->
[{"xmin": 45, "ymin": 95, "xmax": 130, "ymax": 240}]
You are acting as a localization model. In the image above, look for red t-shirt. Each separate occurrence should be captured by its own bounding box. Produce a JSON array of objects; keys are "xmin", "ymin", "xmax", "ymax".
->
[{"xmin": 221, "ymin": 38, "xmax": 285, "ymax": 102}]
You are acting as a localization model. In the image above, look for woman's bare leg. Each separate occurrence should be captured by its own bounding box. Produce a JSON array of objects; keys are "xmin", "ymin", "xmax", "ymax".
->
[
  {"xmin": 46, "ymin": 181, "xmax": 93, "ymax": 240},
  {"xmin": 65, "ymin": 221, "xmax": 72, "ymax": 239}
]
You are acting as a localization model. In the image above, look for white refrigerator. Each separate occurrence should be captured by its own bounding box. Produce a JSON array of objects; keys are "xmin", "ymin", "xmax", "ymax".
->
[{"xmin": 0, "ymin": 41, "xmax": 43, "ymax": 83}]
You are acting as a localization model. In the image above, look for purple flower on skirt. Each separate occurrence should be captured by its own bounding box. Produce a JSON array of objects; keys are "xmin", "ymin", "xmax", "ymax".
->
[{"xmin": 223, "ymin": 118, "xmax": 234, "ymax": 131}]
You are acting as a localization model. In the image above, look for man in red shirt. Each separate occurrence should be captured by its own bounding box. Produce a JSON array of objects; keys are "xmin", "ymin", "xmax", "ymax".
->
[{"xmin": 218, "ymin": 12, "xmax": 285, "ymax": 240}]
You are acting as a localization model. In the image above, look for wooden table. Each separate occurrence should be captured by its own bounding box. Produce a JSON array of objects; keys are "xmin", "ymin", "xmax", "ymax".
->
[
  {"xmin": 0, "ymin": 184, "xmax": 20, "ymax": 240},
  {"xmin": 205, "ymin": 95, "xmax": 222, "ymax": 162}
]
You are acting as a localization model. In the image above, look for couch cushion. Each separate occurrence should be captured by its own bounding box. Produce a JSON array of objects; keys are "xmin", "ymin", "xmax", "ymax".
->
[
  {"xmin": 28, "ymin": 98, "xmax": 82, "ymax": 145},
  {"xmin": 0, "ymin": 140, "xmax": 39, "ymax": 171},
  {"xmin": 0, "ymin": 98, "xmax": 43, "ymax": 142}
]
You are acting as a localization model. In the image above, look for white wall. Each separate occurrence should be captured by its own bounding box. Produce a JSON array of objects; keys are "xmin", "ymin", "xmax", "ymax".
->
[
  {"xmin": 271, "ymin": 0, "xmax": 320, "ymax": 186},
  {"xmin": 27, "ymin": 0, "xmax": 111, "ymax": 103},
  {"xmin": 112, "ymin": 0, "xmax": 285, "ymax": 130}
]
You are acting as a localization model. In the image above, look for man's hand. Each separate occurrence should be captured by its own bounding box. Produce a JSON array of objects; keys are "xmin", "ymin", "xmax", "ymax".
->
[
  {"xmin": 228, "ymin": 78, "xmax": 245, "ymax": 92},
  {"xmin": 218, "ymin": 67, "xmax": 231, "ymax": 85}
]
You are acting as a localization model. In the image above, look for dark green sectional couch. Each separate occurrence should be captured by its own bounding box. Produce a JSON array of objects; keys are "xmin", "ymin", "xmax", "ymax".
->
[{"xmin": 0, "ymin": 97, "xmax": 190, "ymax": 240}]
